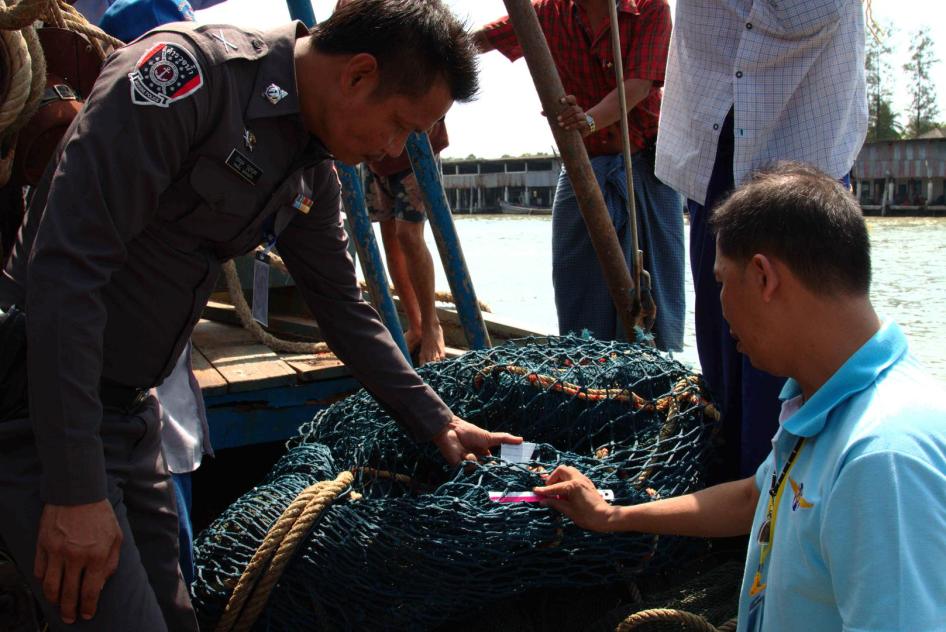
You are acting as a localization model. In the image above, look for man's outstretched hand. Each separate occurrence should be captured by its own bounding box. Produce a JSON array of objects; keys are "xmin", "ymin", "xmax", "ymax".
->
[
  {"xmin": 534, "ymin": 465, "xmax": 617, "ymax": 532},
  {"xmin": 432, "ymin": 416, "xmax": 522, "ymax": 465}
]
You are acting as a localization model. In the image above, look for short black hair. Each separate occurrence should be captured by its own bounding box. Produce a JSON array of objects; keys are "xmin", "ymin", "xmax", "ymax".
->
[
  {"xmin": 710, "ymin": 162, "xmax": 871, "ymax": 296},
  {"xmin": 311, "ymin": 0, "xmax": 479, "ymax": 103}
]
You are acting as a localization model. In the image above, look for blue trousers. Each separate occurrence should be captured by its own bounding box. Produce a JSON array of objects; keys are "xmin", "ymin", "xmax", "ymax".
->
[
  {"xmin": 172, "ymin": 473, "xmax": 195, "ymax": 588},
  {"xmin": 688, "ymin": 112, "xmax": 785, "ymax": 482},
  {"xmin": 551, "ymin": 150, "xmax": 685, "ymax": 351}
]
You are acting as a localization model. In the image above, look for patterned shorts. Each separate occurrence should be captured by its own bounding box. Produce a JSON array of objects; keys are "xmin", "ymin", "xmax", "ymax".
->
[{"xmin": 364, "ymin": 168, "xmax": 426, "ymax": 224}]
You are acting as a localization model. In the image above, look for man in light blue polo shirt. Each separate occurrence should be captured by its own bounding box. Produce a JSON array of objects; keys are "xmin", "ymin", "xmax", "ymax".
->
[{"xmin": 533, "ymin": 163, "xmax": 946, "ymax": 631}]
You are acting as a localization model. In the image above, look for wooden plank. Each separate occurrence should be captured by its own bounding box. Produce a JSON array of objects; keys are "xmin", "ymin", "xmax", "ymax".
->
[
  {"xmin": 198, "ymin": 339, "xmax": 299, "ymax": 393},
  {"xmin": 192, "ymin": 346, "xmax": 228, "ymax": 396},
  {"xmin": 280, "ymin": 352, "xmax": 350, "ymax": 382},
  {"xmin": 192, "ymin": 319, "xmax": 256, "ymax": 349}
]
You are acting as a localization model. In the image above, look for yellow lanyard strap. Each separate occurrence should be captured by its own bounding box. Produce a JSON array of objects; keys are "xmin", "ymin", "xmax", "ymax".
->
[{"xmin": 751, "ymin": 437, "xmax": 806, "ymax": 594}]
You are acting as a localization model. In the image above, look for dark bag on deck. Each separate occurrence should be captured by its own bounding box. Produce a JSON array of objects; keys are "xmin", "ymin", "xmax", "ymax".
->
[{"xmin": 0, "ymin": 306, "xmax": 28, "ymax": 421}]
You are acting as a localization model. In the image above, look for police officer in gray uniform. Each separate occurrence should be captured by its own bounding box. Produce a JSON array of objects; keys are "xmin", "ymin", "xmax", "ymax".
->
[{"xmin": 0, "ymin": 1, "xmax": 519, "ymax": 629}]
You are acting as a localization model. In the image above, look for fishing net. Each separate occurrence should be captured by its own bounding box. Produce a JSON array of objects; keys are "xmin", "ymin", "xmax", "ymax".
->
[{"xmin": 192, "ymin": 335, "xmax": 720, "ymax": 631}]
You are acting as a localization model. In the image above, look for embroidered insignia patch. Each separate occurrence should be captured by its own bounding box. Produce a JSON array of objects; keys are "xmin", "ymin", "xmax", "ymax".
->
[{"xmin": 128, "ymin": 42, "xmax": 204, "ymax": 108}]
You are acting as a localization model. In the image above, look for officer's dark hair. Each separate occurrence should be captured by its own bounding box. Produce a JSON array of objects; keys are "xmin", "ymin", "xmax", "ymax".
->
[
  {"xmin": 311, "ymin": 0, "xmax": 479, "ymax": 102},
  {"xmin": 710, "ymin": 162, "xmax": 871, "ymax": 296}
]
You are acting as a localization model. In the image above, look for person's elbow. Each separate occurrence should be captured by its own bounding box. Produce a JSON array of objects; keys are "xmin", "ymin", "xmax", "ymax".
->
[{"xmin": 737, "ymin": 475, "xmax": 761, "ymax": 534}]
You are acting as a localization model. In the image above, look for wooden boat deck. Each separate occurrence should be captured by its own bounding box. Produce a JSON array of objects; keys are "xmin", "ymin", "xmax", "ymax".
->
[
  {"xmin": 192, "ymin": 318, "xmax": 358, "ymax": 451},
  {"xmin": 192, "ymin": 295, "xmax": 545, "ymax": 451}
]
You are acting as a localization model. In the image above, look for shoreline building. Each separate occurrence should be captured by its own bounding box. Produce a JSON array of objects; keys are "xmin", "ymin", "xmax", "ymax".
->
[
  {"xmin": 852, "ymin": 130, "xmax": 946, "ymax": 215},
  {"xmin": 441, "ymin": 155, "xmax": 561, "ymax": 213}
]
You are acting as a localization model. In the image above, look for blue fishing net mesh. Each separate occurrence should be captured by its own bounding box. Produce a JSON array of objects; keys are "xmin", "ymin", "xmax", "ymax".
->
[{"xmin": 191, "ymin": 335, "xmax": 720, "ymax": 630}]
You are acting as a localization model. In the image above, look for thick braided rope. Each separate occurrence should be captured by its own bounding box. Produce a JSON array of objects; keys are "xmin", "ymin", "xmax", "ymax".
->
[
  {"xmin": 6, "ymin": 21, "xmax": 44, "ymax": 138},
  {"xmin": 0, "ymin": 0, "xmax": 46, "ymax": 29},
  {"xmin": 0, "ymin": 27, "xmax": 31, "ymax": 136},
  {"xmin": 0, "ymin": 0, "xmax": 122, "ymax": 52},
  {"xmin": 616, "ymin": 608, "xmax": 720, "ymax": 632},
  {"xmin": 716, "ymin": 619, "xmax": 737, "ymax": 632},
  {"xmin": 57, "ymin": 2, "xmax": 123, "ymax": 53},
  {"xmin": 221, "ymin": 258, "xmax": 330, "ymax": 354},
  {"xmin": 215, "ymin": 470, "xmax": 353, "ymax": 632}
]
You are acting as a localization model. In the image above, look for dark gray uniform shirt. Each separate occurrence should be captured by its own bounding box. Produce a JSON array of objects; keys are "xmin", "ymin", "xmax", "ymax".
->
[{"xmin": 0, "ymin": 22, "xmax": 453, "ymax": 506}]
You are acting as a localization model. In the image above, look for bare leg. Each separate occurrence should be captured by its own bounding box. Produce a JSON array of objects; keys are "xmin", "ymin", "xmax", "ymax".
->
[
  {"xmin": 379, "ymin": 219, "xmax": 422, "ymax": 351},
  {"xmin": 395, "ymin": 219, "xmax": 444, "ymax": 365}
]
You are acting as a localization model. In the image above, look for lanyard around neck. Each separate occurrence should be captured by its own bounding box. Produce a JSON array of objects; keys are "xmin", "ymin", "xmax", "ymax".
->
[{"xmin": 749, "ymin": 436, "xmax": 806, "ymax": 596}]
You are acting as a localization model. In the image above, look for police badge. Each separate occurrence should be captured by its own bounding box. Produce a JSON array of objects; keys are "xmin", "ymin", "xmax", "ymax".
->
[{"xmin": 128, "ymin": 42, "xmax": 204, "ymax": 108}]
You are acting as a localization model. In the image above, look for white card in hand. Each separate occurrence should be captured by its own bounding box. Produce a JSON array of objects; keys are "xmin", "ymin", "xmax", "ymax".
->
[{"xmin": 501, "ymin": 441, "xmax": 536, "ymax": 463}]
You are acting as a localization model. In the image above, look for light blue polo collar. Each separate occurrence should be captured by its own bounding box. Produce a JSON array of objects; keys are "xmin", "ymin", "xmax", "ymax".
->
[{"xmin": 779, "ymin": 320, "xmax": 907, "ymax": 437}]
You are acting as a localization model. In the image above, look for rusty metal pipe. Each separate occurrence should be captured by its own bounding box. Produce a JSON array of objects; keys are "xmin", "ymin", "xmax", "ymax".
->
[{"xmin": 501, "ymin": 0, "xmax": 641, "ymax": 340}]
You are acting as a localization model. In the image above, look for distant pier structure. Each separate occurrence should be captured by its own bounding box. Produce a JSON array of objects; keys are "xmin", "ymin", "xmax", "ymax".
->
[
  {"xmin": 440, "ymin": 155, "xmax": 562, "ymax": 213},
  {"xmin": 852, "ymin": 131, "xmax": 946, "ymax": 216}
]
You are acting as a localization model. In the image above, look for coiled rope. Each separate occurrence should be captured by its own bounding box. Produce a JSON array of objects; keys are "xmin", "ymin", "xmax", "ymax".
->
[
  {"xmin": 213, "ymin": 470, "xmax": 354, "ymax": 632},
  {"xmin": 617, "ymin": 609, "xmax": 737, "ymax": 632},
  {"xmin": 0, "ymin": 0, "xmax": 121, "ymax": 185},
  {"xmin": 221, "ymin": 258, "xmax": 331, "ymax": 354},
  {"xmin": 0, "ymin": 0, "xmax": 122, "ymax": 55}
]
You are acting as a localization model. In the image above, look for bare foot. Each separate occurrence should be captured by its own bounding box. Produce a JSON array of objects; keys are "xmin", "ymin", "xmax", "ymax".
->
[
  {"xmin": 417, "ymin": 324, "xmax": 446, "ymax": 366},
  {"xmin": 404, "ymin": 328, "xmax": 422, "ymax": 353}
]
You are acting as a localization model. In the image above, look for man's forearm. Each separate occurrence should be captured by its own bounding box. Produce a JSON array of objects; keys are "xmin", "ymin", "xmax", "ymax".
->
[
  {"xmin": 606, "ymin": 477, "xmax": 760, "ymax": 537},
  {"xmin": 586, "ymin": 78, "xmax": 652, "ymax": 130}
]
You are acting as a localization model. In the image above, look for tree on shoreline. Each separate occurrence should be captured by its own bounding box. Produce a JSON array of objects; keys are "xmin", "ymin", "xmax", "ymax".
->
[
  {"xmin": 866, "ymin": 24, "xmax": 902, "ymax": 141},
  {"xmin": 904, "ymin": 27, "xmax": 941, "ymax": 138}
]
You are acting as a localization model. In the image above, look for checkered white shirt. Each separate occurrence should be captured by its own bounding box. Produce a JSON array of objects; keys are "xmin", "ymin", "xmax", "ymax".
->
[{"xmin": 655, "ymin": 0, "xmax": 868, "ymax": 205}]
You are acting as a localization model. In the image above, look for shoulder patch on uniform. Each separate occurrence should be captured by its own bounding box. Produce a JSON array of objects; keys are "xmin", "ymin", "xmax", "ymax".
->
[{"xmin": 128, "ymin": 42, "xmax": 204, "ymax": 108}]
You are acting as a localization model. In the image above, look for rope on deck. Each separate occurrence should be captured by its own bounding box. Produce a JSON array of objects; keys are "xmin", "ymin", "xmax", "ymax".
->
[
  {"xmin": 214, "ymin": 470, "xmax": 354, "ymax": 632},
  {"xmin": 221, "ymin": 259, "xmax": 330, "ymax": 355},
  {"xmin": 616, "ymin": 608, "xmax": 730, "ymax": 632}
]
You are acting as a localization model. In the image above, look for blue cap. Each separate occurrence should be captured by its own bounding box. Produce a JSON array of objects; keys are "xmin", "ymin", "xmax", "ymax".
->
[{"xmin": 99, "ymin": 0, "xmax": 196, "ymax": 43}]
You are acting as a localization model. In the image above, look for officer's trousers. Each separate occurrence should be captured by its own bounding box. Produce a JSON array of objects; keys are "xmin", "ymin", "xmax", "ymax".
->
[{"xmin": 0, "ymin": 397, "xmax": 198, "ymax": 631}]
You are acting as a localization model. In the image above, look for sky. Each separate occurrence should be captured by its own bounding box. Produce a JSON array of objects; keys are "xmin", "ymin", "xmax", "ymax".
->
[{"xmin": 197, "ymin": 0, "xmax": 946, "ymax": 159}]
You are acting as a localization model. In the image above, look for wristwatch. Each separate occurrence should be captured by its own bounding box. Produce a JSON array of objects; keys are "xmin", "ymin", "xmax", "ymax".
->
[{"xmin": 585, "ymin": 113, "xmax": 596, "ymax": 134}]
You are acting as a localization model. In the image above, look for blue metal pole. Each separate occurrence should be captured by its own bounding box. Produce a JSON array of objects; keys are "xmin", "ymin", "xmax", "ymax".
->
[
  {"xmin": 336, "ymin": 163, "xmax": 411, "ymax": 361},
  {"xmin": 285, "ymin": 0, "xmax": 316, "ymax": 27},
  {"xmin": 406, "ymin": 132, "xmax": 492, "ymax": 350}
]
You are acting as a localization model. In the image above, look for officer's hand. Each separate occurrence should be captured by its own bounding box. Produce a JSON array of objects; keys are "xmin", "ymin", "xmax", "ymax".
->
[
  {"xmin": 534, "ymin": 465, "xmax": 616, "ymax": 532},
  {"xmin": 556, "ymin": 95, "xmax": 593, "ymax": 136},
  {"xmin": 432, "ymin": 416, "xmax": 522, "ymax": 465},
  {"xmin": 34, "ymin": 500, "xmax": 122, "ymax": 624}
]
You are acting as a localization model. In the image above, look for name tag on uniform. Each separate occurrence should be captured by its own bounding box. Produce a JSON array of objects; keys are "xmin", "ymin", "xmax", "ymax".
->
[{"xmin": 225, "ymin": 149, "xmax": 263, "ymax": 185}]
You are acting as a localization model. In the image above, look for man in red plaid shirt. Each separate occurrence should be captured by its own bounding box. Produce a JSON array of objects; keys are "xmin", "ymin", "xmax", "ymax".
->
[{"xmin": 474, "ymin": 0, "xmax": 684, "ymax": 350}]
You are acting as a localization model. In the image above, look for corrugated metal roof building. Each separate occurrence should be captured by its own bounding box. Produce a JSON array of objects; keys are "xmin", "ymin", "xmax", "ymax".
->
[
  {"xmin": 852, "ymin": 136, "xmax": 946, "ymax": 209},
  {"xmin": 441, "ymin": 156, "xmax": 562, "ymax": 212}
]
